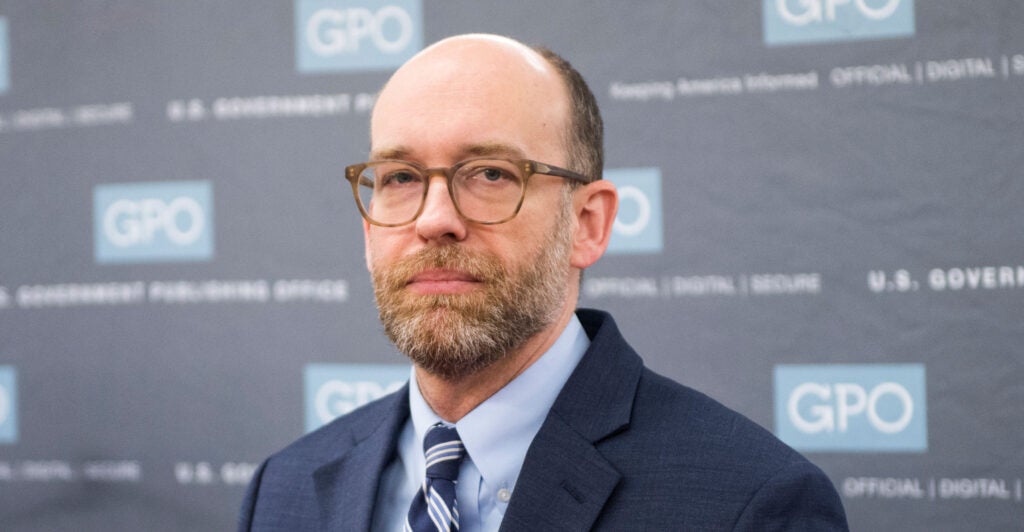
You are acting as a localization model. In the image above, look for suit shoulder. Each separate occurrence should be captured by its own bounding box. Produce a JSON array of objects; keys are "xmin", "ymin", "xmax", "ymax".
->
[
  {"xmin": 626, "ymin": 367, "xmax": 809, "ymax": 472},
  {"xmin": 239, "ymin": 387, "xmax": 408, "ymax": 531},
  {"xmin": 266, "ymin": 386, "xmax": 407, "ymax": 468},
  {"xmin": 591, "ymin": 367, "xmax": 846, "ymax": 528}
]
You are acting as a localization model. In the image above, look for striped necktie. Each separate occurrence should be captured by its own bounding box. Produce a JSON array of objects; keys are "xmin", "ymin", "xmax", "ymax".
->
[{"xmin": 405, "ymin": 423, "xmax": 466, "ymax": 532}]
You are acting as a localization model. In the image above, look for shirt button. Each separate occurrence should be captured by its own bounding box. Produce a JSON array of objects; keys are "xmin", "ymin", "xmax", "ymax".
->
[{"xmin": 497, "ymin": 488, "xmax": 512, "ymax": 503}]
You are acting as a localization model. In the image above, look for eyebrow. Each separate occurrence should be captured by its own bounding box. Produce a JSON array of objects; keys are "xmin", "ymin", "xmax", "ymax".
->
[
  {"xmin": 462, "ymin": 143, "xmax": 526, "ymax": 159},
  {"xmin": 369, "ymin": 142, "xmax": 527, "ymax": 163},
  {"xmin": 369, "ymin": 146, "xmax": 411, "ymax": 161}
]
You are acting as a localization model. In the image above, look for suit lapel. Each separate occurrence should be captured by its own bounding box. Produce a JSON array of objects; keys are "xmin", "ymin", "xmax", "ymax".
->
[
  {"xmin": 500, "ymin": 310, "xmax": 643, "ymax": 531},
  {"xmin": 313, "ymin": 385, "xmax": 409, "ymax": 530},
  {"xmin": 498, "ymin": 413, "xmax": 622, "ymax": 531}
]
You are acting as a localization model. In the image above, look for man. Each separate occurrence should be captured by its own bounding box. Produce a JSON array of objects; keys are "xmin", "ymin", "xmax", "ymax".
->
[{"xmin": 239, "ymin": 34, "xmax": 848, "ymax": 531}]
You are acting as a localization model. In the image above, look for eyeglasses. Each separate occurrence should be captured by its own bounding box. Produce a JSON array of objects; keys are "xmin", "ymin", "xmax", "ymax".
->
[{"xmin": 345, "ymin": 157, "xmax": 593, "ymax": 227}]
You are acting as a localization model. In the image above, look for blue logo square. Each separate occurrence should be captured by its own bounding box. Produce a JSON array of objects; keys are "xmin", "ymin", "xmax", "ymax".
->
[
  {"xmin": 93, "ymin": 181, "xmax": 214, "ymax": 264},
  {"xmin": 304, "ymin": 363, "xmax": 408, "ymax": 432},
  {"xmin": 605, "ymin": 168, "xmax": 663, "ymax": 255},
  {"xmin": 774, "ymin": 364, "xmax": 927, "ymax": 452},
  {"xmin": 0, "ymin": 18, "xmax": 9, "ymax": 94},
  {"xmin": 0, "ymin": 366, "xmax": 17, "ymax": 444},
  {"xmin": 296, "ymin": 0, "xmax": 423, "ymax": 73},
  {"xmin": 764, "ymin": 0, "xmax": 915, "ymax": 46}
]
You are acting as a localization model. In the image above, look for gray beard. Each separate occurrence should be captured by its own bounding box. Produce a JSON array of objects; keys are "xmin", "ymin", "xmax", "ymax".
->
[{"xmin": 370, "ymin": 203, "xmax": 573, "ymax": 380}]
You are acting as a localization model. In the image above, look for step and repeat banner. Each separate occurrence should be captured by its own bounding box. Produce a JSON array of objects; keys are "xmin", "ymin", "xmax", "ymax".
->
[{"xmin": 1, "ymin": 1, "xmax": 1022, "ymax": 530}]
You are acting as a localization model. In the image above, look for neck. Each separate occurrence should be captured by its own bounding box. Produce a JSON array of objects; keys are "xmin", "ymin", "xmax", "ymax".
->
[{"xmin": 415, "ymin": 303, "xmax": 577, "ymax": 422}]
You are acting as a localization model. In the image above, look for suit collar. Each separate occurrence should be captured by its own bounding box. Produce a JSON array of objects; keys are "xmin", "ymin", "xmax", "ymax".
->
[
  {"xmin": 552, "ymin": 309, "xmax": 643, "ymax": 442},
  {"xmin": 312, "ymin": 384, "xmax": 410, "ymax": 530},
  {"xmin": 500, "ymin": 309, "xmax": 643, "ymax": 531}
]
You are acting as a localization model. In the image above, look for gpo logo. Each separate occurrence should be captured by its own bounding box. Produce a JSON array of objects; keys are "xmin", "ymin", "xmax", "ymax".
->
[
  {"xmin": 314, "ymin": 379, "xmax": 403, "ymax": 421},
  {"xmin": 306, "ymin": 6, "xmax": 413, "ymax": 55},
  {"xmin": 304, "ymin": 363, "xmax": 408, "ymax": 432},
  {"xmin": 774, "ymin": 364, "xmax": 927, "ymax": 452},
  {"xmin": 103, "ymin": 197, "xmax": 205, "ymax": 248},
  {"xmin": 614, "ymin": 187, "xmax": 652, "ymax": 238},
  {"xmin": 605, "ymin": 168, "xmax": 663, "ymax": 254},
  {"xmin": 776, "ymin": 0, "xmax": 902, "ymax": 25},
  {"xmin": 764, "ymin": 0, "xmax": 914, "ymax": 45},
  {"xmin": 94, "ymin": 181, "xmax": 213, "ymax": 263},
  {"xmin": 0, "ymin": 385, "xmax": 7, "ymax": 425},
  {"xmin": 787, "ymin": 381, "xmax": 914, "ymax": 435},
  {"xmin": 296, "ymin": 0, "xmax": 423, "ymax": 73},
  {"xmin": 0, "ymin": 366, "xmax": 16, "ymax": 444}
]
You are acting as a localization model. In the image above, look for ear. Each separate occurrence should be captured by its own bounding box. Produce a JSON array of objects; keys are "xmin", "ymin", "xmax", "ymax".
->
[{"xmin": 570, "ymin": 180, "xmax": 618, "ymax": 269}]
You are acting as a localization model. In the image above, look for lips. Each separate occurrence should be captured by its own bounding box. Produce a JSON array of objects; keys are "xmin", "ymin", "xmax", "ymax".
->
[{"xmin": 406, "ymin": 268, "xmax": 482, "ymax": 295}]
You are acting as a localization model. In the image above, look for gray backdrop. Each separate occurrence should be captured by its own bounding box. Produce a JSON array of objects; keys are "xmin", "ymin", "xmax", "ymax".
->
[{"xmin": 1, "ymin": 1, "xmax": 1022, "ymax": 530}]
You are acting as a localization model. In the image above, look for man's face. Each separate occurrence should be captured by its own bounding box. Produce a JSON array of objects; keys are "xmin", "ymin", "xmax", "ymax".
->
[{"xmin": 364, "ymin": 37, "xmax": 577, "ymax": 379}]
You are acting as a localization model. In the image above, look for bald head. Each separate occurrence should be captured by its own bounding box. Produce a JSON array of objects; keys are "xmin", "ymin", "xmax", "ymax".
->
[
  {"xmin": 408, "ymin": 34, "xmax": 554, "ymax": 78},
  {"xmin": 370, "ymin": 34, "xmax": 603, "ymax": 180}
]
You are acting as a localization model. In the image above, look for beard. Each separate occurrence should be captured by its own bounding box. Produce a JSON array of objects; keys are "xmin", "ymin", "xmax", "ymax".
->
[{"xmin": 370, "ymin": 199, "xmax": 574, "ymax": 380}]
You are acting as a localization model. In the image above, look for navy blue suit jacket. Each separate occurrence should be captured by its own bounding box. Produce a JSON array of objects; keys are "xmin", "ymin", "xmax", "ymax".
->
[{"xmin": 239, "ymin": 309, "xmax": 848, "ymax": 531}]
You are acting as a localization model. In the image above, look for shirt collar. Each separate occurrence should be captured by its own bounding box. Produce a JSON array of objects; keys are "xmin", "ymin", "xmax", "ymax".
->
[{"xmin": 406, "ymin": 313, "xmax": 589, "ymax": 492}]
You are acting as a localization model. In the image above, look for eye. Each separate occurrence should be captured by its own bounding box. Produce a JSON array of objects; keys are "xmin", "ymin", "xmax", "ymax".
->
[
  {"xmin": 381, "ymin": 170, "xmax": 421, "ymax": 186},
  {"xmin": 454, "ymin": 160, "xmax": 523, "ymax": 189},
  {"xmin": 481, "ymin": 167, "xmax": 505, "ymax": 182},
  {"xmin": 464, "ymin": 165, "xmax": 516, "ymax": 184}
]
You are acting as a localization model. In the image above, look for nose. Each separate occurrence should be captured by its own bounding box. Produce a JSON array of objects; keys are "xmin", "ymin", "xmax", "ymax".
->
[{"xmin": 414, "ymin": 175, "xmax": 468, "ymax": 242}]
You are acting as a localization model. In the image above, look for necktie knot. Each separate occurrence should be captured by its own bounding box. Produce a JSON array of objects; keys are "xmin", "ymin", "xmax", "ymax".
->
[{"xmin": 423, "ymin": 424, "xmax": 465, "ymax": 482}]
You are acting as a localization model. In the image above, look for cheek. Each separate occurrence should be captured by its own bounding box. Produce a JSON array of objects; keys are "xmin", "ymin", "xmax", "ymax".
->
[
  {"xmin": 491, "ymin": 225, "xmax": 550, "ymax": 266},
  {"xmin": 513, "ymin": 191, "xmax": 571, "ymax": 243},
  {"xmin": 365, "ymin": 230, "xmax": 401, "ymax": 271},
  {"xmin": 365, "ymin": 228, "xmax": 430, "ymax": 272},
  {"xmin": 363, "ymin": 221, "xmax": 373, "ymax": 272}
]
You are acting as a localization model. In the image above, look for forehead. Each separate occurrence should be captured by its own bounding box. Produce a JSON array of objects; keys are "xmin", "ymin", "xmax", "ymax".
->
[{"xmin": 370, "ymin": 38, "xmax": 570, "ymax": 164}]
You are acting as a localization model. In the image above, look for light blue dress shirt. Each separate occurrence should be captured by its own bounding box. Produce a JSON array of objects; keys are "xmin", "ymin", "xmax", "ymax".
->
[{"xmin": 371, "ymin": 314, "xmax": 590, "ymax": 532}]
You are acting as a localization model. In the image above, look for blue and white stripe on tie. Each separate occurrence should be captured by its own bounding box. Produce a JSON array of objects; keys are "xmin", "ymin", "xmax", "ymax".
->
[
  {"xmin": 405, "ymin": 423, "xmax": 466, "ymax": 532},
  {"xmin": 425, "ymin": 440, "xmax": 464, "ymax": 470}
]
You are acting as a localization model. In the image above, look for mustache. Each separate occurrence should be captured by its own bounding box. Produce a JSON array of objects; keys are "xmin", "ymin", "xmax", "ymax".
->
[{"xmin": 378, "ymin": 245, "xmax": 504, "ymax": 285}]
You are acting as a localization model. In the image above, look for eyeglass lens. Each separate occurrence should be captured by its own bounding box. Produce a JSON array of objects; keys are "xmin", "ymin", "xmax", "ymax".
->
[{"xmin": 355, "ymin": 159, "xmax": 526, "ymax": 225}]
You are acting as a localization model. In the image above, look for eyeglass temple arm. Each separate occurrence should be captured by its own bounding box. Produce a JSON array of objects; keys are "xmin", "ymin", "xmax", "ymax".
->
[{"xmin": 532, "ymin": 161, "xmax": 593, "ymax": 184}]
